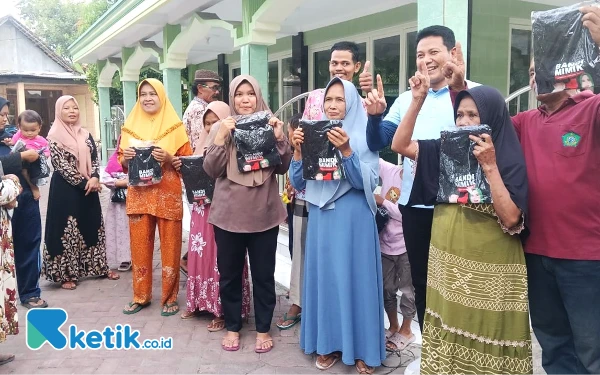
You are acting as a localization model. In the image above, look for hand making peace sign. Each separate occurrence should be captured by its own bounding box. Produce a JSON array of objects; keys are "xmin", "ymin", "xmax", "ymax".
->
[
  {"xmin": 365, "ymin": 74, "xmax": 387, "ymax": 116},
  {"xmin": 442, "ymin": 41, "xmax": 466, "ymax": 91}
]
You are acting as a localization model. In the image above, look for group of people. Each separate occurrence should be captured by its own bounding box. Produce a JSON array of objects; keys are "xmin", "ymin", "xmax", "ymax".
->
[{"xmin": 1, "ymin": 7, "xmax": 599, "ymax": 375}]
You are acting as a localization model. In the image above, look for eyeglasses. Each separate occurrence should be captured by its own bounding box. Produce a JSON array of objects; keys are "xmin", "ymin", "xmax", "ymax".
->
[{"xmin": 199, "ymin": 83, "xmax": 221, "ymax": 92}]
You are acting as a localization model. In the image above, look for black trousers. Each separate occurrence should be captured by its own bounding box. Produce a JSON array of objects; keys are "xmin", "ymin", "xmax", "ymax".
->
[
  {"xmin": 214, "ymin": 225, "xmax": 279, "ymax": 333},
  {"xmin": 399, "ymin": 204, "xmax": 434, "ymax": 333},
  {"xmin": 12, "ymin": 190, "xmax": 42, "ymax": 303}
]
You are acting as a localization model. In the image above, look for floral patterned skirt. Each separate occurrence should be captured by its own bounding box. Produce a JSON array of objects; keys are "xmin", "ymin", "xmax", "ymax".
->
[
  {"xmin": 42, "ymin": 173, "xmax": 109, "ymax": 282},
  {"xmin": 186, "ymin": 204, "xmax": 251, "ymax": 317},
  {"xmin": 0, "ymin": 209, "xmax": 18, "ymax": 342}
]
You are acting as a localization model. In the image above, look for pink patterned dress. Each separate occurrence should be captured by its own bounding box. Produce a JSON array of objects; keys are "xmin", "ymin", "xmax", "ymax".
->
[{"xmin": 185, "ymin": 192, "xmax": 252, "ymax": 317}]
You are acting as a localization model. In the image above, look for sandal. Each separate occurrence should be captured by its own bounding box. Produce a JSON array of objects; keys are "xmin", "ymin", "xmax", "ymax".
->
[
  {"xmin": 221, "ymin": 333, "xmax": 240, "ymax": 352},
  {"xmin": 355, "ymin": 360, "xmax": 374, "ymax": 374},
  {"xmin": 316, "ymin": 352, "xmax": 341, "ymax": 370},
  {"xmin": 21, "ymin": 296, "xmax": 48, "ymax": 309},
  {"xmin": 61, "ymin": 281, "xmax": 76, "ymax": 290},
  {"xmin": 254, "ymin": 337, "xmax": 273, "ymax": 353},
  {"xmin": 123, "ymin": 301, "xmax": 150, "ymax": 315},
  {"xmin": 0, "ymin": 353, "xmax": 15, "ymax": 366},
  {"xmin": 386, "ymin": 332, "xmax": 415, "ymax": 352},
  {"xmin": 161, "ymin": 302, "xmax": 179, "ymax": 316},
  {"xmin": 106, "ymin": 270, "xmax": 120, "ymax": 280},
  {"xmin": 118, "ymin": 262, "xmax": 131, "ymax": 272},
  {"xmin": 207, "ymin": 318, "xmax": 226, "ymax": 332},
  {"xmin": 180, "ymin": 310, "xmax": 200, "ymax": 320},
  {"xmin": 276, "ymin": 312, "xmax": 301, "ymax": 330}
]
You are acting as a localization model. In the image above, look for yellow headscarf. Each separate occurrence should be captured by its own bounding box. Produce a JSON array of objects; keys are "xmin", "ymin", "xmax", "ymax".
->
[{"xmin": 119, "ymin": 78, "xmax": 189, "ymax": 155}]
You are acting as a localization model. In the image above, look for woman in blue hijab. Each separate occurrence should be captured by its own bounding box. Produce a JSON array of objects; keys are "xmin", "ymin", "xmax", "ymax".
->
[{"xmin": 290, "ymin": 77, "xmax": 385, "ymax": 374}]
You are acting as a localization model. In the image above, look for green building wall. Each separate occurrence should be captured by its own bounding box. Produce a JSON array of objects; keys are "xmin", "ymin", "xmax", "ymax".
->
[
  {"xmin": 188, "ymin": 1, "xmax": 557, "ymax": 98},
  {"xmin": 469, "ymin": 0, "xmax": 551, "ymax": 95}
]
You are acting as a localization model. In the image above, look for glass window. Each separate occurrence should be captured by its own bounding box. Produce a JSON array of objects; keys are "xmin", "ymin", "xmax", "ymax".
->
[
  {"xmin": 375, "ymin": 35, "xmax": 401, "ymax": 165},
  {"xmin": 313, "ymin": 42, "xmax": 366, "ymax": 90},
  {"xmin": 268, "ymin": 60, "xmax": 279, "ymax": 111},
  {"xmin": 508, "ymin": 29, "xmax": 532, "ymax": 115},
  {"xmin": 405, "ymin": 31, "xmax": 417, "ymax": 92},
  {"xmin": 374, "ymin": 35, "xmax": 400, "ymax": 113},
  {"xmin": 282, "ymin": 57, "xmax": 301, "ymax": 104}
]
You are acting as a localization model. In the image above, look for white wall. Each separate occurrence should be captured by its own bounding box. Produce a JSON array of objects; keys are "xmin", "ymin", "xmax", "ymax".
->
[{"xmin": 0, "ymin": 22, "xmax": 68, "ymax": 73}]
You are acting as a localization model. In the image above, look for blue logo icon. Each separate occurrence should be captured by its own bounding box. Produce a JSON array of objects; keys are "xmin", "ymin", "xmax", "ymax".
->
[
  {"xmin": 27, "ymin": 308, "xmax": 68, "ymax": 350},
  {"xmin": 26, "ymin": 308, "xmax": 172, "ymax": 350}
]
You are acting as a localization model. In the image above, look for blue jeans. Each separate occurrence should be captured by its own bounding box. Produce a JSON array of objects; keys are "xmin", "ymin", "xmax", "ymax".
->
[{"xmin": 526, "ymin": 253, "xmax": 600, "ymax": 374}]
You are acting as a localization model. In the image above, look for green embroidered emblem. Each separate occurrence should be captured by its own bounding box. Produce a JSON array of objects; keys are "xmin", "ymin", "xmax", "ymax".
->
[{"xmin": 562, "ymin": 132, "xmax": 581, "ymax": 147}]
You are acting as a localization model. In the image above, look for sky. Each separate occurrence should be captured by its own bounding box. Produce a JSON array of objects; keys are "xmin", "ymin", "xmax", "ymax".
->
[{"xmin": 0, "ymin": 0, "xmax": 21, "ymax": 19}]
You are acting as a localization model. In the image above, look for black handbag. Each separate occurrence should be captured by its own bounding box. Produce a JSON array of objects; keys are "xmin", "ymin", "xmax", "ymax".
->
[{"xmin": 111, "ymin": 187, "xmax": 127, "ymax": 203}]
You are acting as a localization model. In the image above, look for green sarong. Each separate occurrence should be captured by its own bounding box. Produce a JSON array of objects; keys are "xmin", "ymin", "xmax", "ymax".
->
[{"xmin": 420, "ymin": 204, "xmax": 532, "ymax": 375}]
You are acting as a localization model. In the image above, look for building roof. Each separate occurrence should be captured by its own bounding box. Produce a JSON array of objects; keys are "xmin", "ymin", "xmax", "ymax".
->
[{"xmin": 0, "ymin": 15, "xmax": 76, "ymax": 73}]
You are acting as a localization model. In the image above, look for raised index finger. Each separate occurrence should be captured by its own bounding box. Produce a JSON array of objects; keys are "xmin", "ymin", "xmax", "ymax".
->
[
  {"xmin": 376, "ymin": 74, "xmax": 384, "ymax": 97},
  {"xmin": 417, "ymin": 59, "xmax": 428, "ymax": 75},
  {"xmin": 455, "ymin": 41, "xmax": 464, "ymax": 65}
]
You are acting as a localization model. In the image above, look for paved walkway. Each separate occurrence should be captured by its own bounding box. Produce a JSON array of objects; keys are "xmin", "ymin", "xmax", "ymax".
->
[{"xmin": 1, "ymin": 179, "xmax": 543, "ymax": 374}]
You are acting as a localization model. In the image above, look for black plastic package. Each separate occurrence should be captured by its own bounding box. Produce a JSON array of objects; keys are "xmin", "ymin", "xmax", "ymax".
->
[
  {"xmin": 28, "ymin": 150, "xmax": 50, "ymax": 184},
  {"xmin": 437, "ymin": 125, "xmax": 492, "ymax": 205},
  {"xmin": 232, "ymin": 111, "xmax": 281, "ymax": 173},
  {"xmin": 300, "ymin": 120, "xmax": 345, "ymax": 181},
  {"xmin": 532, "ymin": 1, "xmax": 600, "ymax": 95},
  {"xmin": 179, "ymin": 155, "xmax": 215, "ymax": 205},
  {"xmin": 375, "ymin": 206, "xmax": 390, "ymax": 233},
  {"xmin": 128, "ymin": 146, "xmax": 162, "ymax": 186},
  {"xmin": 11, "ymin": 141, "xmax": 49, "ymax": 185}
]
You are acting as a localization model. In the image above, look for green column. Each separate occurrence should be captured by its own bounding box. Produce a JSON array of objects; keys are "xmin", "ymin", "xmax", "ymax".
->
[
  {"xmin": 240, "ymin": 44, "xmax": 269, "ymax": 104},
  {"xmin": 163, "ymin": 68, "xmax": 182, "ymax": 118},
  {"xmin": 97, "ymin": 86, "xmax": 111, "ymax": 164},
  {"xmin": 122, "ymin": 80, "xmax": 138, "ymax": 118},
  {"xmin": 418, "ymin": 0, "xmax": 469, "ymax": 68}
]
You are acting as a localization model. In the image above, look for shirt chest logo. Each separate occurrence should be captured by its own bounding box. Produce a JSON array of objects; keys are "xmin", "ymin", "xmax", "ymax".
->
[{"xmin": 562, "ymin": 132, "xmax": 581, "ymax": 147}]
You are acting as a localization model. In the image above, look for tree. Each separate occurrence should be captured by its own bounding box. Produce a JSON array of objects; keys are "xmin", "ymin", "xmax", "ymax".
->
[
  {"xmin": 18, "ymin": 0, "xmax": 109, "ymax": 63},
  {"xmin": 18, "ymin": 0, "xmax": 190, "ymax": 111}
]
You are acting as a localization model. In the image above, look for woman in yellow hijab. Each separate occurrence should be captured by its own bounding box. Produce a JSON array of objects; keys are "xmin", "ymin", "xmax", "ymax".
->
[{"xmin": 118, "ymin": 78, "xmax": 192, "ymax": 316}]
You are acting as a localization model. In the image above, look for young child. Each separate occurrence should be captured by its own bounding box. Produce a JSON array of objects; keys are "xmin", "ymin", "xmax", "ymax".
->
[
  {"xmin": 376, "ymin": 157, "xmax": 416, "ymax": 352},
  {"xmin": 12, "ymin": 110, "xmax": 49, "ymax": 200}
]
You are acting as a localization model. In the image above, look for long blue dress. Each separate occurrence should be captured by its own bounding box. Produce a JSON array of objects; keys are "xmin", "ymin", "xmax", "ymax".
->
[{"xmin": 290, "ymin": 78, "xmax": 386, "ymax": 367}]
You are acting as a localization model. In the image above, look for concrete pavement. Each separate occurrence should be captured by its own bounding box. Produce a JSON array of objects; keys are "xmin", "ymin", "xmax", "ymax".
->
[{"xmin": 1, "ymin": 178, "xmax": 543, "ymax": 374}]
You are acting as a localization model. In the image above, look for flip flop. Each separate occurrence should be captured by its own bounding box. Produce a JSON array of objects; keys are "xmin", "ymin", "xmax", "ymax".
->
[
  {"xmin": 104, "ymin": 271, "xmax": 120, "ymax": 280},
  {"xmin": 386, "ymin": 332, "xmax": 415, "ymax": 352},
  {"xmin": 254, "ymin": 338, "xmax": 273, "ymax": 353},
  {"xmin": 123, "ymin": 301, "xmax": 150, "ymax": 315},
  {"xmin": 221, "ymin": 335, "xmax": 240, "ymax": 351},
  {"xmin": 21, "ymin": 296, "xmax": 48, "ymax": 309},
  {"xmin": 276, "ymin": 312, "xmax": 301, "ymax": 330},
  {"xmin": 161, "ymin": 302, "xmax": 179, "ymax": 316},
  {"xmin": 118, "ymin": 262, "xmax": 131, "ymax": 272},
  {"xmin": 207, "ymin": 318, "xmax": 226, "ymax": 332},
  {"xmin": 355, "ymin": 360, "xmax": 374, "ymax": 374},
  {"xmin": 316, "ymin": 352, "xmax": 341, "ymax": 370},
  {"xmin": 385, "ymin": 329, "xmax": 393, "ymax": 340},
  {"xmin": 61, "ymin": 281, "xmax": 76, "ymax": 290}
]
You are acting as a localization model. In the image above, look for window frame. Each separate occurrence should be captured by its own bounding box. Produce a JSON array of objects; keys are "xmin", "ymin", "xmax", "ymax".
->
[{"xmin": 307, "ymin": 22, "xmax": 417, "ymax": 95}]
